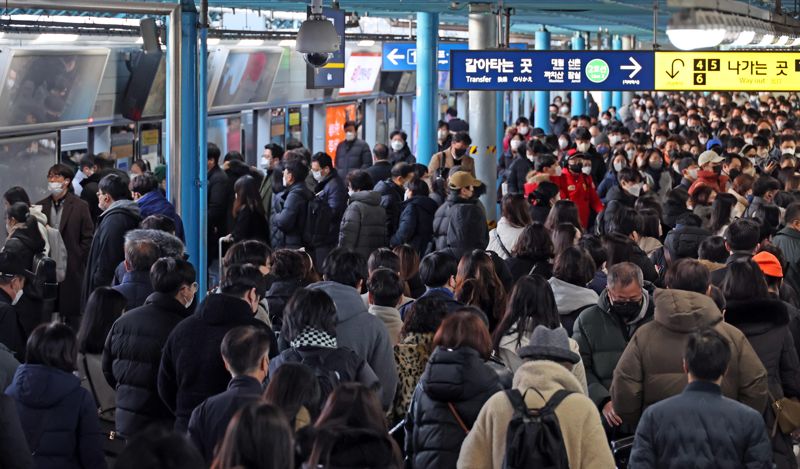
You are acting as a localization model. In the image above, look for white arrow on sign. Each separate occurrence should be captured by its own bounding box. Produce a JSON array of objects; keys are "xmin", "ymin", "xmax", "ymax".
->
[
  {"xmin": 387, "ymin": 48, "xmax": 405, "ymax": 66},
  {"xmin": 621, "ymin": 56, "xmax": 642, "ymax": 79}
]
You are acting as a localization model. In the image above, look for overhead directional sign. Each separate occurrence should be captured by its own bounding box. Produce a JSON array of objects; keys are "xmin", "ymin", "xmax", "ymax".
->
[
  {"xmin": 655, "ymin": 51, "xmax": 800, "ymax": 91},
  {"xmin": 382, "ymin": 42, "xmax": 469, "ymax": 72},
  {"xmin": 449, "ymin": 50, "xmax": 655, "ymax": 91}
]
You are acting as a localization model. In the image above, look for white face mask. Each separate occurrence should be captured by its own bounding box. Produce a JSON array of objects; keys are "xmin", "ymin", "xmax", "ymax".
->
[
  {"xmin": 48, "ymin": 181, "xmax": 64, "ymax": 195},
  {"xmin": 560, "ymin": 106, "xmax": 570, "ymax": 115},
  {"xmin": 745, "ymin": 137, "xmax": 754, "ymax": 145},
  {"xmin": 668, "ymin": 122, "xmax": 676, "ymax": 130},
  {"xmin": 627, "ymin": 183, "xmax": 643, "ymax": 197},
  {"xmin": 312, "ymin": 170, "xmax": 323, "ymax": 182},
  {"xmin": 655, "ymin": 138, "xmax": 665, "ymax": 147},
  {"xmin": 609, "ymin": 135, "xmax": 620, "ymax": 146},
  {"xmin": 404, "ymin": 190, "xmax": 412, "ymax": 201},
  {"xmin": 11, "ymin": 286, "xmax": 22, "ymax": 305},
  {"xmin": 688, "ymin": 168, "xmax": 699, "ymax": 179},
  {"xmin": 600, "ymin": 118, "xmax": 609, "ymax": 127},
  {"xmin": 282, "ymin": 175, "xmax": 291, "ymax": 187},
  {"xmin": 348, "ymin": 189, "xmax": 355, "ymax": 197},
  {"xmin": 510, "ymin": 140, "xmax": 522, "ymax": 152},
  {"xmin": 391, "ymin": 140, "xmax": 404, "ymax": 152},
  {"xmin": 783, "ymin": 147, "xmax": 796, "ymax": 155},
  {"xmin": 581, "ymin": 166, "xmax": 592, "ymax": 175},
  {"xmin": 576, "ymin": 142, "xmax": 590, "ymax": 153},
  {"xmin": 518, "ymin": 126, "xmax": 530, "ymax": 136},
  {"xmin": 345, "ymin": 132, "xmax": 356, "ymax": 142},
  {"xmin": 527, "ymin": 153, "xmax": 535, "ymax": 162},
  {"xmin": 777, "ymin": 120, "xmax": 786, "ymax": 130},
  {"xmin": 438, "ymin": 130, "xmax": 448, "ymax": 141},
  {"xmin": 553, "ymin": 166, "xmax": 563, "ymax": 177},
  {"xmin": 613, "ymin": 162, "xmax": 624, "ymax": 172},
  {"xmin": 184, "ymin": 293, "xmax": 194, "ymax": 309},
  {"xmin": 558, "ymin": 139, "xmax": 569, "ymax": 150},
  {"xmin": 679, "ymin": 119, "xmax": 687, "ymax": 126}
]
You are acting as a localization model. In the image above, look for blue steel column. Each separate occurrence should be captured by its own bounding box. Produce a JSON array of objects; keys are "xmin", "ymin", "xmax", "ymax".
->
[
  {"xmin": 533, "ymin": 29, "xmax": 550, "ymax": 131},
  {"xmin": 612, "ymin": 35, "xmax": 623, "ymax": 118},
  {"xmin": 197, "ymin": 2, "xmax": 208, "ymax": 298},
  {"xmin": 571, "ymin": 34, "xmax": 586, "ymax": 117},
  {"xmin": 180, "ymin": 1, "xmax": 200, "ymax": 287},
  {"xmin": 415, "ymin": 12, "xmax": 438, "ymax": 165},
  {"xmin": 601, "ymin": 32, "xmax": 612, "ymax": 114}
]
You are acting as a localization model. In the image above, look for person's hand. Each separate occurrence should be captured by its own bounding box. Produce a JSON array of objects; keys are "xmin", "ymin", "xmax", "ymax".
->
[
  {"xmin": 603, "ymin": 400, "xmax": 622, "ymax": 427},
  {"xmin": 765, "ymin": 161, "xmax": 778, "ymax": 175}
]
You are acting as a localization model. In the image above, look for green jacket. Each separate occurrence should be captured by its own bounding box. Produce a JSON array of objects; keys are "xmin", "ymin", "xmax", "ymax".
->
[
  {"xmin": 773, "ymin": 227, "xmax": 800, "ymax": 293},
  {"xmin": 572, "ymin": 284, "xmax": 655, "ymax": 409}
]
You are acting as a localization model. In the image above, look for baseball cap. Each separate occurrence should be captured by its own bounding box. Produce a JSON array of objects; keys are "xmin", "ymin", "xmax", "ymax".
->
[
  {"xmin": 753, "ymin": 251, "xmax": 783, "ymax": 278},
  {"xmin": 448, "ymin": 171, "xmax": 483, "ymax": 190},
  {"xmin": 706, "ymin": 138, "xmax": 723, "ymax": 151},
  {"xmin": 0, "ymin": 252, "xmax": 29, "ymax": 278},
  {"xmin": 698, "ymin": 150, "xmax": 724, "ymax": 167}
]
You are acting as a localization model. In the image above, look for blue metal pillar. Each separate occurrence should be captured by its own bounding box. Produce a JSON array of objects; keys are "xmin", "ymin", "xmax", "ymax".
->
[
  {"xmin": 534, "ymin": 29, "xmax": 550, "ymax": 131},
  {"xmin": 415, "ymin": 12, "xmax": 438, "ymax": 165},
  {"xmin": 571, "ymin": 34, "xmax": 586, "ymax": 117},
  {"xmin": 197, "ymin": 4, "xmax": 208, "ymax": 299},
  {"xmin": 179, "ymin": 1, "xmax": 201, "ymax": 289},
  {"xmin": 612, "ymin": 35, "xmax": 623, "ymax": 118}
]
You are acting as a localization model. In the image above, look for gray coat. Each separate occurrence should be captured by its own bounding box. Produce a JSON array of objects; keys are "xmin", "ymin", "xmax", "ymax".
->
[
  {"xmin": 774, "ymin": 226, "xmax": 800, "ymax": 294},
  {"xmin": 307, "ymin": 281, "xmax": 398, "ymax": 409},
  {"xmin": 338, "ymin": 191, "xmax": 388, "ymax": 261}
]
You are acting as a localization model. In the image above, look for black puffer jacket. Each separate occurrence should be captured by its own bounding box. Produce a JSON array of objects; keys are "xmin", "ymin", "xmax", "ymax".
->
[
  {"xmin": 374, "ymin": 179, "xmax": 404, "ymax": 236},
  {"xmin": 264, "ymin": 278, "xmax": 304, "ymax": 330},
  {"xmin": 405, "ymin": 346, "xmax": 502, "ymax": 469},
  {"xmin": 663, "ymin": 223, "xmax": 711, "ymax": 260},
  {"xmin": 433, "ymin": 193, "xmax": 488, "ymax": 259},
  {"xmin": 390, "ymin": 195, "xmax": 438, "ymax": 256},
  {"xmin": 3, "ymin": 220, "xmax": 45, "ymax": 272},
  {"xmin": 338, "ymin": 191, "xmax": 387, "ymax": 260},
  {"xmin": 271, "ymin": 183, "xmax": 313, "ymax": 249},
  {"xmin": 102, "ymin": 292, "xmax": 191, "ymax": 438},
  {"xmin": 389, "ymin": 145, "xmax": 415, "ymax": 165}
]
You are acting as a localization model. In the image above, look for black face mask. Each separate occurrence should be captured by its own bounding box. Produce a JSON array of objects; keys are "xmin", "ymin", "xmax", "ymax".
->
[
  {"xmin": 454, "ymin": 148, "xmax": 467, "ymax": 158},
  {"xmin": 550, "ymin": 113, "xmax": 558, "ymax": 120},
  {"xmin": 610, "ymin": 299, "xmax": 643, "ymax": 321},
  {"xmin": 728, "ymin": 168, "xmax": 741, "ymax": 180},
  {"xmin": 712, "ymin": 165, "xmax": 723, "ymax": 175},
  {"xmin": 569, "ymin": 163, "xmax": 583, "ymax": 174}
]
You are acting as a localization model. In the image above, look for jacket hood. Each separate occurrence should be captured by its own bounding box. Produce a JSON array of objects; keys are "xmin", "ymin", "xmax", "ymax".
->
[
  {"xmin": 421, "ymin": 346, "xmax": 497, "ymax": 402},
  {"xmin": 137, "ymin": 191, "xmax": 175, "ymax": 213},
  {"xmin": 100, "ymin": 199, "xmax": 141, "ymax": 220},
  {"xmin": 308, "ymin": 281, "xmax": 367, "ymax": 322},
  {"xmin": 8, "ymin": 364, "xmax": 80, "ymax": 408},
  {"xmin": 404, "ymin": 195, "xmax": 439, "ymax": 216},
  {"xmin": 697, "ymin": 259, "xmax": 726, "ymax": 273},
  {"xmin": 724, "ymin": 298, "xmax": 789, "ymax": 335},
  {"xmin": 777, "ymin": 226, "xmax": 800, "ymax": 241},
  {"xmin": 513, "ymin": 359, "xmax": 584, "ymax": 394},
  {"xmin": 446, "ymin": 191, "xmax": 478, "ymax": 205},
  {"xmin": 28, "ymin": 205, "xmax": 48, "ymax": 226},
  {"xmin": 349, "ymin": 190, "xmax": 381, "ymax": 206},
  {"xmin": 653, "ymin": 288, "xmax": 722, "ymax": 333},
  {"xmin": 195, "ymin": 293, "xmax": 255, "ymax": 325},
  {"xmin": 548, "ymin": 277, "xmax": 599, "ymax": 315}
]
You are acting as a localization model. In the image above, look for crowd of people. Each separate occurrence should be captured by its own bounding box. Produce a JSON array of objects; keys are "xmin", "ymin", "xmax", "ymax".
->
[{"xmin": 2, "ymin": 92, "xmax": 800, "ymax": 468}]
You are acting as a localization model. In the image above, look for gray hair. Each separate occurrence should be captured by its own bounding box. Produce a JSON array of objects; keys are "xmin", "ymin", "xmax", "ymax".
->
[
  {"xmin": 124, "ymin": 229, "xmax": 185, "ymax": 259},
  {"xmin": 607, "ymin": 262, "xmax": 643, "ymax": 289}
]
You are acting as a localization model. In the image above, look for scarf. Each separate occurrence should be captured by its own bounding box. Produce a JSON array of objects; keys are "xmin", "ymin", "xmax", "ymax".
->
[{"xmin": 290, "ymin": 327, "xmax": 337, "ymax": 349}]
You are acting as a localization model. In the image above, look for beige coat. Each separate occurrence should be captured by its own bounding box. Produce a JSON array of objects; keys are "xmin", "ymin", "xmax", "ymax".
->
[
  {"xmin": 428, "ymin": 146, "xmax": 476, "ymax": 177},
  {"xmin": 368, "ymin": 305, "xmax": 403, "ymax": 346},
  {"xmin": 457, "ymin": 360, "xmax": 615, "ymax": 469}
]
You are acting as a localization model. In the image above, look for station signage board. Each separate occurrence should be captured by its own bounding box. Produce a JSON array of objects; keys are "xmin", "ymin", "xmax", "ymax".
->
[
  {"xmin": 450, "ymin": 50, "xmax": 654, "ymax": 91},
  {"xmin": 654, "ymin": 51, "xmax": 800, "ymax": 91},
  {"xmin": 382, "ymin": 42, "xmax": 469, "ymax": 72},
  {"xmin": 450, "ymin": 50, "xmax": 800, "ymax": 92}
]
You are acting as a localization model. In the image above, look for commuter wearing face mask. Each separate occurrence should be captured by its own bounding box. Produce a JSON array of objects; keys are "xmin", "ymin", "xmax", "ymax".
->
[
  {"xmin": 721, "ymin": 155, "xmax": 743, "ymax": 187},
  {"xmin": 335, "ymin": 120, "xmax": 372, "ymax": 176},
  {"xmin": 597, "ymin": 150, "xmax": 629, "ymax": 203},
  {"xmin": 689, "ymin": 150, "xmax": 728, "ymax": 195},
  {"xmin": 428, "ymin": 131, "xmax": 475, "ymax": 180},
  {"xmin": 271, "ymin": 160, "xmax": 313, "ymax": 250},
  {"xmin": 37, "ymin": 164, "xmax": 94, "ymax": 321},
  {"xmin": 547, "ymin": 104, "xmax": 568, "ymax": 136},
  {"xmin": 310, "ymin": 153, "xmax": 348, "ymax": 265},
  {"xmin": 573, "ymin": 127, "xmax": 606, "ymax": 185},
  {"xmin": 499, "ymin": 134, "xmax": 525, "ymax": 193},
  {"xmin": 599, "ymin": 168, "xmax": 644, "ymax": 234},
  {"xmin": 0, "ymin": 251, "xmax": 29, "ymax": 356},
  {"xmin": 556, "ymin": 133, "xmax": 572, "ymax": 162},
  {"xmin": 388, "ymin": 130, "xmax": 415, "ymax": 165},
  {"xmin": 557, "ymin": 153, "xmax": 604, "ymax": 230},
  {"xmin": 677, "ymin": 157, "xmax": 700, "ymax": 191},
  {"xmin": 625, "ymin": 105, "xmax": 647, "ymax": 133},
  {"xmin": 507, "ymin": 140, "xmax": 545, "ymax": 195},
  {"xmin": 641, "ymin": 149, "xmax": 671, "ymax": 202},
  {"xmin": 437, "ymin": 121, "xmax": 452, "ymax": 153},
  {"xmin": 523, "ymin": 155, "xmax": 562, "ymax": 197}
]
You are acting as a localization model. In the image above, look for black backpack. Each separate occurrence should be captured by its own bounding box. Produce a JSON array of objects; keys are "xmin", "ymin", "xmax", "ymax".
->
[
  {"xmin": 302, "ymin": 196, "xmax": 334, "ymax": 249},
  {"xmin": 29, "ymin": 252, "xmax": 57, "ymax": 301},
  {"xmin": 282, "ymin": 347, "xmax": 357, "ymax": 404},
  {"xmin": 502, "ymin": 388, "xmax": 574, "ymax": 469}
]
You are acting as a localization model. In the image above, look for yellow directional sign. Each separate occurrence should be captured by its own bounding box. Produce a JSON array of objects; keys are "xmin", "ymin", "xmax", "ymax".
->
[{"xmin": 655, "ymin": 51, "xmax": 800, "ymax": 91}]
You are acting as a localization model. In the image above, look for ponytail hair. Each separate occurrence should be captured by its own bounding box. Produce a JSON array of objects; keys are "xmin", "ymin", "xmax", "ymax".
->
[{"xmin": 6, "ymin": 202, "xmax": 33, "ymax": 228}]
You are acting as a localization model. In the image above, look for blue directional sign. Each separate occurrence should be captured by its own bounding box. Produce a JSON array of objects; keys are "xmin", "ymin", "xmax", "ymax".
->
[
  {"xmin": 449, "ymin": 50, "xmax": 655, "ymax": 91},
  {"xmin": 382, "ymin": 42, "xmax": 469, "ymax": 72}
]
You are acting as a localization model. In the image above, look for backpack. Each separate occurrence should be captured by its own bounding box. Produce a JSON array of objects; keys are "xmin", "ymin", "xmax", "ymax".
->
[
  {"xmin": 44, "ymin": 226, "xmax": 67, "ymax": 283},
  {"xmin": 502, "ymin": 388, "xmax": 574, "ymax": 469},
  {"xmin": 29, "ymin": 252, "xmax": 58, "ymax": 301},
  {"xmin": 282, "ymin": 348, "xmax": 357, "ymax": 404},
  {"xmin": 434, "ymin": 152, "xmax": 450, "ymax": 181},
  {"xmin": 302, "ymin": 196, "xmax": 334, "ymax": 249}
]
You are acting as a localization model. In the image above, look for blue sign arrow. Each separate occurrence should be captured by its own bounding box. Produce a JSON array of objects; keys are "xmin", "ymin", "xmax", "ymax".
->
[
  {"xmin": 449, "ymin": 50, "xmax": 655, "ymax": 91},
  {"xmin": 382, "ymin": 42, "xmax": 469, "ymax": 72}
]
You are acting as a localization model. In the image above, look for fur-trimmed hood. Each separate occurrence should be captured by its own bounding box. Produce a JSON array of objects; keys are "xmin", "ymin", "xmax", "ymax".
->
[{"xmin": 724, "ymin": 298, "xmax": 789, "ymax": 336}]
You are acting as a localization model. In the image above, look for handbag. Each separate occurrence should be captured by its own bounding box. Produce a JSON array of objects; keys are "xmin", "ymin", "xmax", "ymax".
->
[
  {"xmin": 770, "ymin": 392, "xmax": 800, "ymax": 435},
  {"xmin": 82, "ymin": 355, "xmax": 126, "ymax": 457}
]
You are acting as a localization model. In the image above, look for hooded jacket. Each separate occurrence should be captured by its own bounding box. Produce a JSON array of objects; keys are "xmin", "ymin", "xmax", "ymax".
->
[
  {"xmin": 548, "ymin": 277, "xmax": 599, "ymax": 334},
  {"xmin": 112, "ymin": 270, "xmax": 154, "ymax": 311},
  {"xmin": 664, "ymin": 223, "xmax": 712, "ymax": 261},
  {"xmin": 157, "ymin": 293, "xmax": 277, "ymax": 431},
  {"xmin": 572, "ymin": 286, "xmax": 655, "ymax": 408},
  {"xmin": 457, "ymin": 360, "xmax": 615, "ymax": 469},
  {"xmin": 80, "ymin": 199, "xmax": 141, "ymax": 309},
  {"xmin": 433, "ymin": 192, "xmax": 489, "ymax": 258},
  {"xmin": 3, "ymin": 219, "xmax": 45, "ymax": 272},
  {"xmin": 308, "ymin": 281, "xmax": 397, "ymax": 409},
  {"xmin": 611, "ymin": 289, "xmax": 768, "ymax": 426},
  {"xmin": 390, "ymin": 195, "xmax": 438, "ymax": 256},
  {"xmin": 103, "ymin": 292, "xmax": 192, "ymax": 438},
  {"xmin": 338, "ymin": 191, "xmax": 387, "ymax": 260},
  {"xmin": 271, "ymin": 182, "xmax": 313, "ymax": 249},
  {"xmin": 374, "ymin": 179, "xmax": 404, "ymax": 236},
  {"xmin": 136, "ymin": 190, "xmax": 185, "ymax": 241},
  {"xmin": 405, "ymin": 347, "xmax": 503, "ymax": 469},
  {"xmin": 5, "ymin": 364, "xmax": 106, "ymax": 469},
  {"xmin": 313, "ymin": 170, "xmax": 348, "ymax": 246},
  {"xmin": 496, "ymin": 329, "xmax": 587, "ymax": 393}
]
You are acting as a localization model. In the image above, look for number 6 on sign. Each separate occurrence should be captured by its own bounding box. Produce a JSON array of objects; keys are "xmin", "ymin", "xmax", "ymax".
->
[{"xmin": 694, "ymin": 73, "xmax": 706, "ymax": 85}]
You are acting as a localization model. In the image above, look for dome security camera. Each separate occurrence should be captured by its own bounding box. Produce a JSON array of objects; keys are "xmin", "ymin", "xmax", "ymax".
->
[{"xmin": 304, "ymin": 52, "xmax": 332, "ymax": 67}]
